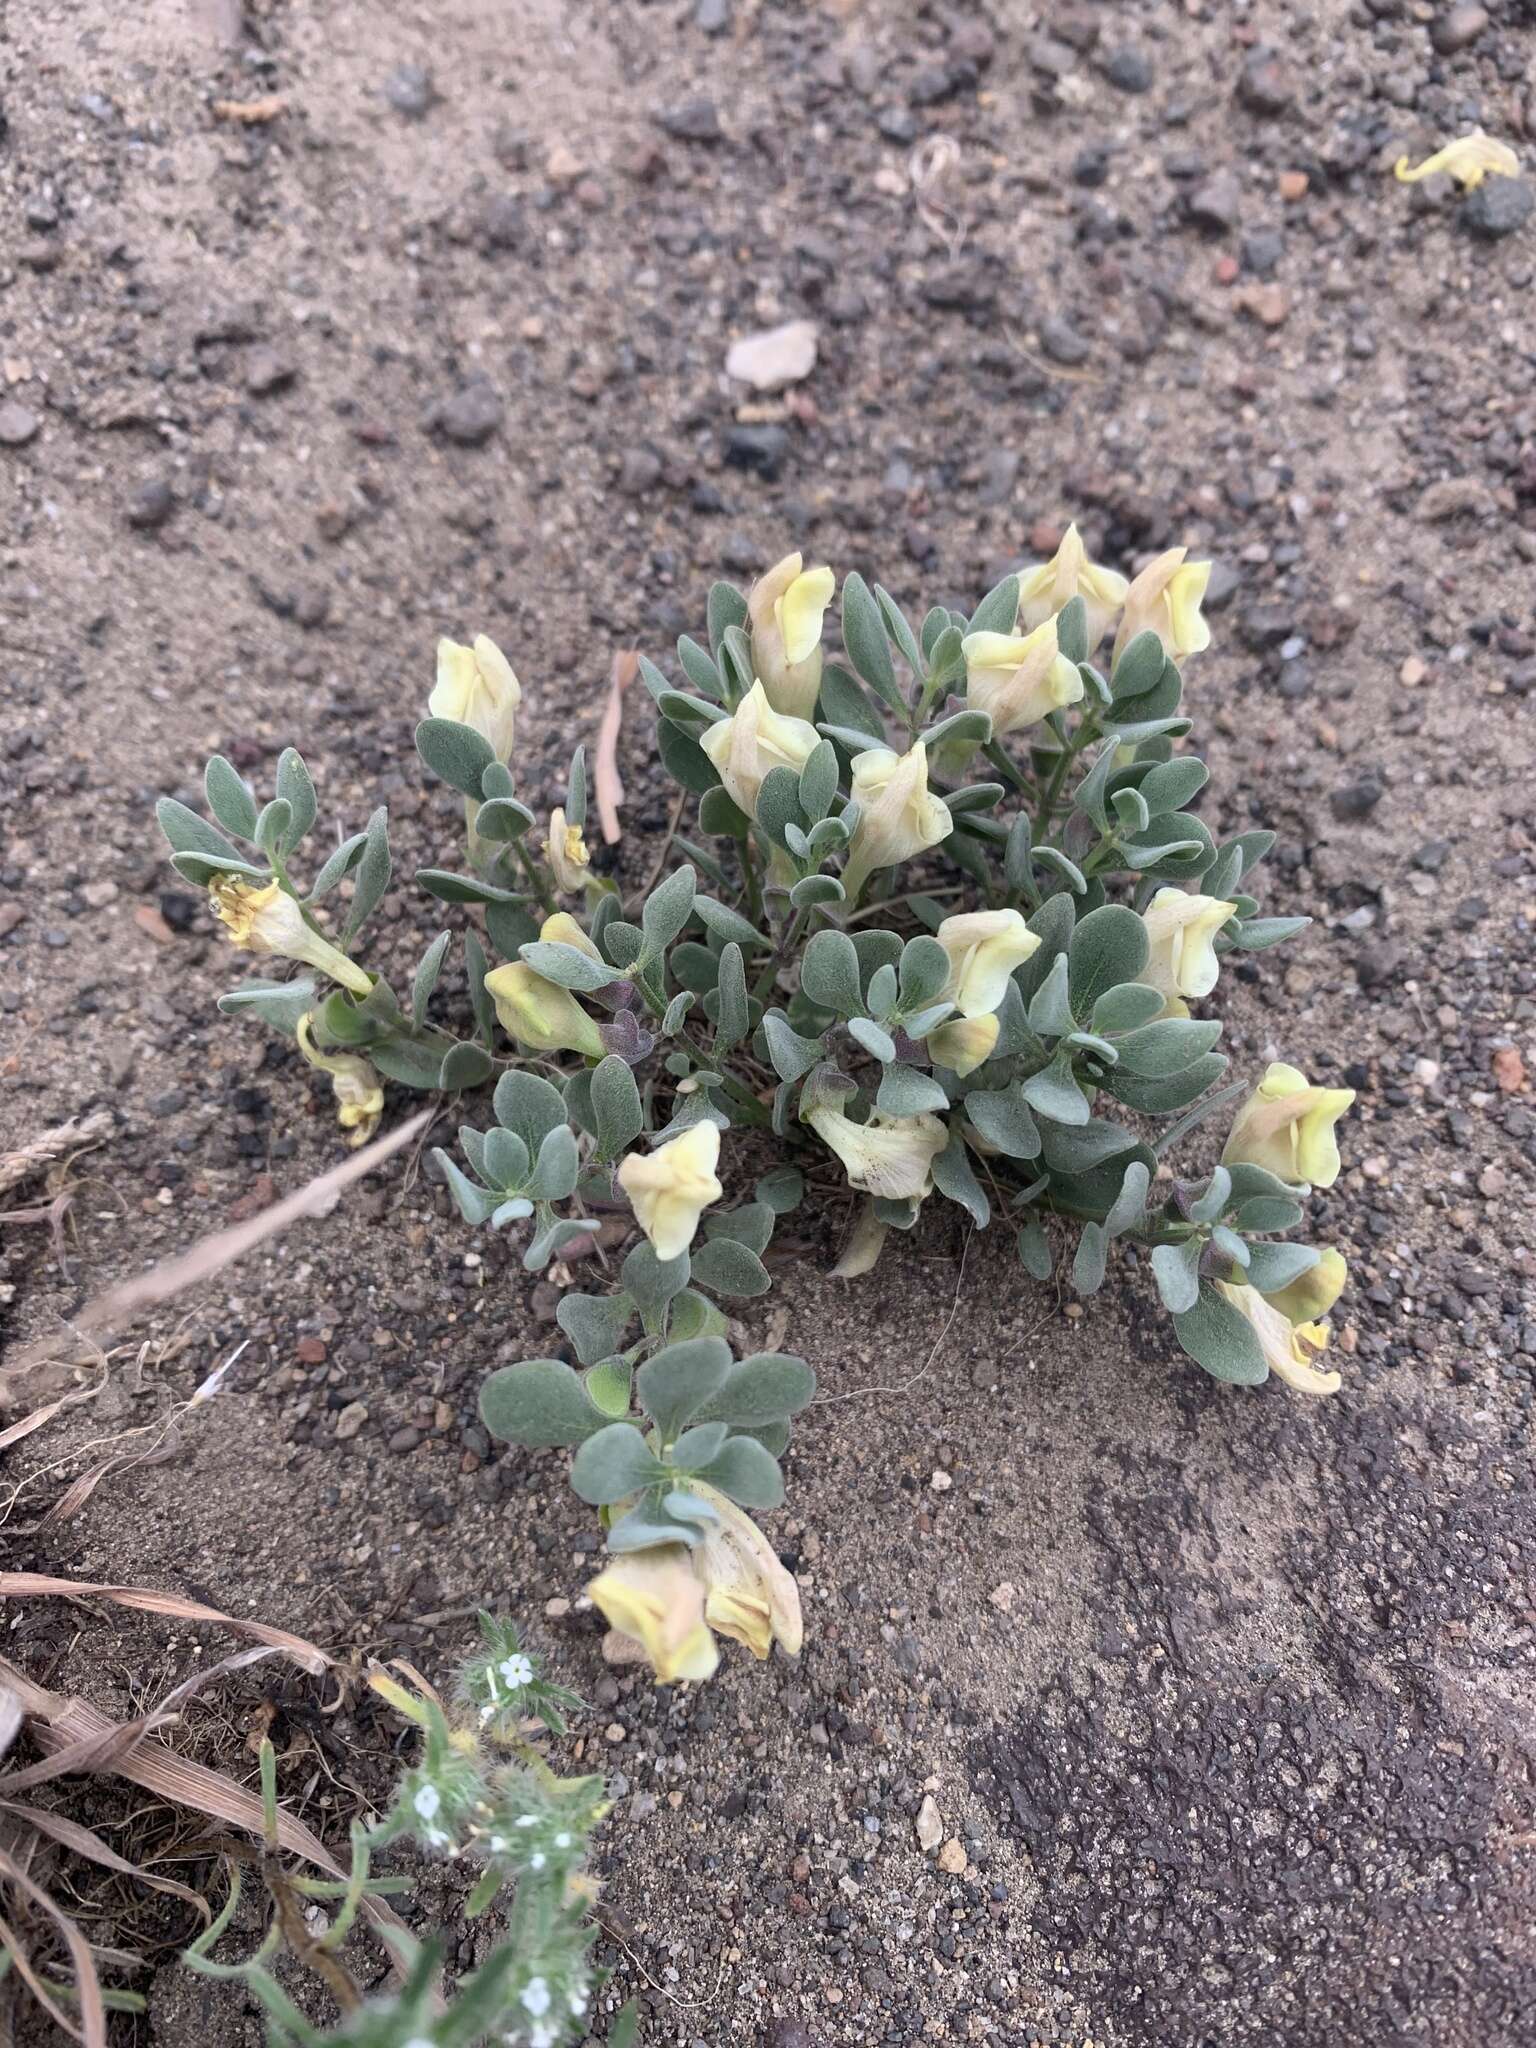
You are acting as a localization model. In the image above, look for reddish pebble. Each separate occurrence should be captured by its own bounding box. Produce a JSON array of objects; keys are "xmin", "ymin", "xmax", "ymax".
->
[
  {"xmin": 295, "ymin": 1336, "xmax": 327, "ymax": 1364},
  {"xmin": 1214, "ymin": 254, "xmax": 1240, "ymax": 286},
  {"xmin": 1279, "ymin": 169, "xmax": 1309, "ymax": 201},
  {"xmin": 1026, "ymin": 517, "xmax": 1063, "ymax": 554}
]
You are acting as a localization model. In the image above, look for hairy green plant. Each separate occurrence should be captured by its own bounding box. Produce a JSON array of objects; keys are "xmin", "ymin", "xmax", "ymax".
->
[
  {"xmin": 157, "ymin": 527, "xmax": 1357, "ymax": 1683},
  {"xmin": 182, "ymin": 1619, "xmax": 634, "ymax": 2048}
]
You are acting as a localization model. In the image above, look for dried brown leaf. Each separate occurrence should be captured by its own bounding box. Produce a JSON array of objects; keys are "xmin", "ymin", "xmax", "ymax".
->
[
  {"xmin": 211, "ymin": 94, "xmax": 287, "ymax": 124},
  {"xmin": 0, "ymin": 1575, "xmax": 330, "ymax": 1676},
  {"xmin": 595, "ymin": 649, "xmax": 636, "ymax": 846},
  {"xmin": 0, "ymin": 1842, "xmax": 106, "ymax": 2047}
]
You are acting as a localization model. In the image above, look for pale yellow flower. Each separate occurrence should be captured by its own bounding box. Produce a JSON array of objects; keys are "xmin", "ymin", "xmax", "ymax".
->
[
  {"xmin": 1217, "ymin": 1281, "xmax": 1341, "ymax": 1397},
  {"xmin": 841, "ymin": 742, "xmax": 952, "ymax": 903},
  {"xmin": 806, "ymin": 1105, "xmax": 947, "ymax": 1201},
  {"xmin": 1141, "ymin": 888, "xmax": 1237, "ymax": 1018},
  {"xmin": 1394, "ymin": 129, "xmax": 1519, "ymax": 191},
  {"xmin": 1221, "ymin": 1062, "xmax": 1355, "ymax": 1190},
  {"xmin": 546, "ymin": 806, "xmax": 591, "ymax": 896},
  {"xmin": 209, "ymin": 878, "xmax": 373, "ymax": 996},
  {"xmin": 935, "ymin": 909, "xmax": 1040, "ymax": 1019},
  {"xmin": 539, "ymin": 910, "xmax": 602, "ymax": 961},
  {"xmin": 429, "ymin": 634, "xmax": 521, "ymax": 761},
  {"xmin": 960, "ymin": 618, "xmax": 1084, "ymax": 739},
  {"xmin": 690, "ymin": 1481, "xmax": 802, "ymax": 1660},
  {"xmin": 1111, "ymin": 547, "xmax": 1212, "ymax": 668},
  {"xmin": 483, "ymin": 961, "xmax": 604, "ymax": 1059},
  {"xmin": 296, "ymin": 1013, "xmax": 384, "ymax": 1147},
  {"xmin": 928, "ymin": 1013, "xmax": 1000, "ymax": 1078},
  {"xmin": 699, "ymin": 680, "xmax": 821, "ymax": 820},
  {"xmin": 748, "ymin": 552, "xmax": 836, "ymax": 719},
  {"xmin": 1263, "ymin": 1248, "xmax": 1347, "ymax": 1327},
  {"xmin": 1017, "ymin": 522, "xmax": 1129, "ymax": 655},
  {"xmin": 588, "ymin": 1547, "xmax": 719, "ymax": 1684},
  {"xmin": 616, "ymin": 1121, "xmax": 723, "ymax": 1261}
]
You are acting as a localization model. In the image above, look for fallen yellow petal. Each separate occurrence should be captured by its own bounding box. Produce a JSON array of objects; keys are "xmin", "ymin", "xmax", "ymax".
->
[{"xmin": 1394, "ymin": 129, "xmax": 1518, "ymax": 191}]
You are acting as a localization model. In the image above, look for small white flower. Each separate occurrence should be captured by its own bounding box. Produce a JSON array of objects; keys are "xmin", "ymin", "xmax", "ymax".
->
[
  {"xmin": 413, "ymin": 1784, "xmax": 442, "ymax": 1822},
  {"xmin": 568, "ymin": 1983, "xmax": 589, "ymax": 2016},
  {"xmin": 554, "ymin": 1831, "xmax": 572, "ymax": 1849},
  {"xmin": 520, "ymin": 1977, "xmax": 552, "ymax": 2019},
  {"xmin": 515, "ymin": 1813, "xmax": 538, "ymax": 1828},
  {"xmin": 529, "ymin": 2026, "xmax": 556, "ymax": 2048},
  {"xmin": 489, "ymin": 1835, "xmax": 508, "ymax": 1853},
  {"xmin": 499, "ymin": 1653, "xmax": 535, "ymax": 1688},
  {"xmin": 529, "ymin": 1851, "xmax": 546, "ymax": 1871}
]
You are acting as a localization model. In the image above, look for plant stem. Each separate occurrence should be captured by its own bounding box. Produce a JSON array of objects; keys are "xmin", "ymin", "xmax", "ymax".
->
[{"xmin": 513, "ymin": 841, "xmax": 558, "ymax": 918}]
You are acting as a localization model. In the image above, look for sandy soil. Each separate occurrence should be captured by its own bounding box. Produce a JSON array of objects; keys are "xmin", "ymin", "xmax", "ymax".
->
[{"xmin": 3, "ymin": 1, "xmax": 1536, "ymax": 2044}]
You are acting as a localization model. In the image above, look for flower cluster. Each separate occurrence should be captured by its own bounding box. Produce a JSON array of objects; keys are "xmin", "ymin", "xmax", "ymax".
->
[{"xmin": 158, "ymin": 519, "xmax": 1358, "ymax": 1688}]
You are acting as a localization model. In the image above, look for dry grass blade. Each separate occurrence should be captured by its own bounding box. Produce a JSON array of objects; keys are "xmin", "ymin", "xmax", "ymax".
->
[
  {"xmin": 0, "ymin": 1576, "xmax": 331, "ymax": 1677},
  {"xmin": 0, "ymin": 1687, "xmax": 20, "ymax": 1760},
  {"xmin": 595, "ymin": 648, "xmax": 636, "ymax": 845},
  {"xmin": 4, "ymin": 1109, "xmax": 431, "ymax": 1376},
  {"xmin": 32, "ymin": 1429, "xmax": 183, "ymax": 1533},
  {"xmin": 0, "ymin": 1113, "xmax": 113, "ymax": 1198},
  {"xmin": 0, "ymin": 1842, "xmax": 106, "ymax": 2047},
  {"xmin": 0, "ymin": 1661, "xmax": 410, "ymax": 1971},
  {"xmin": 0, "ymin": 1800, "xmax": 209, "ymax": 1920}
]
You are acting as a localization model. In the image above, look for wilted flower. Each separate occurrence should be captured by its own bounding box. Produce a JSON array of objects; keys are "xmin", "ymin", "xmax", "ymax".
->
[
  {"xmin": 296, "ymin": 1014, "xmax": 384, "ymax": 1147},
  {"xmin": 928, "ymin": 1012, "xmax": 1000, "ymax": 1078},
  {"xmin": 960, "ymin": 618, "xmax": 1084, "ymax": 738},
  {"xmin": 209, "ymin": 878, "xmax": 373, "ymax": 996},
  {"xmin": 546, "ymin": 806, "xmax": 591, "ymax": 896},
  {"xmin": 588, "ymin": 1547, "xmax": 719, "ymax": 1684},
  {"xmin": 1221, "ymin": 1061, "xmax": 1355, "ymax": 1189},
  {"xmin": 539, "ymin": 910, "xmax": 602, "ymax": 961},
  {"xmin": 429, "ymin": 634, "xmax": 521, "ymax": 761},
  {"xmin": 1017, "ymin": 522, "xmax": 1129, "ymax": 655},
  {"xmin": 748, "ymin": 553, "xmax": 836, "ymax": 719},
  {"xmin": 1394, "ymin": 129, "xmax": 1519, "ymax": 191},
  {"xmin": 1216, "ymin": 1281, "xmax": 1341, "ymax": 1396},
  {"xmin": 1141, "ymin": 888, "xmax": 1237, "ymax": 1017},
  {"xmin": 841, "ymin": 742, "xmax": 952, "ymax": 903},
  {"xmin": 483, "ymin": 962, "xmax": 604, "ymax": 1059},
  {"xmin": 806, "ymin": 1105, "xmax": 947, "ymax": 1201},
  {"xmin": 699, "ymin": 680, "xmax": 821, "ymax": 820},
  {"xmin": 936, "ymin": 909, "xmax": 1040, "ymax": 1019},
  {"xmin": 616, "ymin": 1120, "xmax": 723, "ymax": 1261},
  {"xmin": 1264, "ymin": 1247, "xmax": 1347, "ymax": 1326},
  {"xmin": 1112, "ymin": 547, "xmax": 1212, "ymax": 668},
  {"xmin": 690, "ymin": 1481, "xmax": 802, "ymax": 1660}
]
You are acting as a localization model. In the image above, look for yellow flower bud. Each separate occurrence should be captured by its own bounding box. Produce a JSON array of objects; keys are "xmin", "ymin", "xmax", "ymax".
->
[
  {"xmin": 807, "ymin": 1106, "xmax": 947, "ymax": 1201},
  {"xmin": 546, "ymin": 806, "xmax": 591, "ymax": 896},
  {"xmin": 841, "ymin": 742, "xmax": 952, "ymax": 904},
  {"xmin": 296, "ymin": 1014, "xmax": 384, "ymax": 1147},
  {"xmin": 482, "ymin": 961, "xmax": 604, "ymax": 1059},
  {"xmin": 935, "ymin": 909, "xmax": 1040, "ymax": 1019},
  {"xmin": 1111, "ymin": 547, "xmax": 1212, "ymax": 669},
  {"xmin": 690, "ymin": 1481, "xmax": 802, "ymax": 1660},
  {"xmin": 429, "ymin": 634, "xmax": 521, "ymax": 762},
  {"xmin": 928, "ymin": 1012, "xmax": 1000, "ymax": 1078},
  {"xmin": 588, "ymin": 1547, "xmax": 719, "ymax": 1685},
  {"xmin": 1216, "ymin": 1281, "xmax": 1341, "ymax": 1396},
  {"xmin": 747, "ymin": 553, "xmax": 836, "ymax": 719},
  {"xmin": 539, "ymin": 910, "xmax": 602, "ymax": 961},
  {"xmin": 616, "ymin": 1121, "xmax": 723, "ymax": 1262},
  {"xmin": 1017, "ymin": 523, "xmax": 1129, "ymax": 655},
  {"xmin": 960, "ymin": 618, "xmax": 1084, "ymax": 738},
  {"xmin": 1140, "ymin": 888, "xmax": 1238, "ymax": 1018},
  {"xmin": 1394, "ymin": 129, "xmax": 1519, "ymax": 191},
  {"xmin": 1221, "ymin": 1062, "xmax": 1355, "ymax": 1190},
  {"xmin": 1263, "ymin": 1248, "xmax": 1347, "ymax": 1326},
  {"xmin": 699, "ymin": 679, "xmax": 821, "ymax": 820},
  {"xmin": 209, "ymin": 878, "xmax": 373, "ymax": 996}
]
